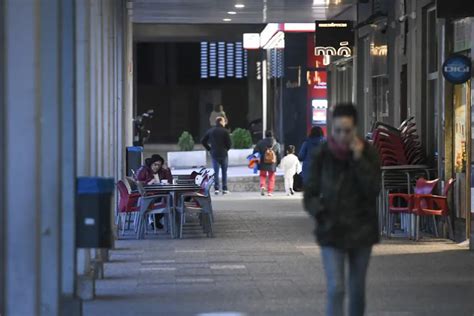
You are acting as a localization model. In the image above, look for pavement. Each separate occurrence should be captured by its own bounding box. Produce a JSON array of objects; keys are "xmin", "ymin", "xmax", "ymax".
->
[{"xmin": 83, "ymin": 193, "xmax": 474, "ymax": 316}]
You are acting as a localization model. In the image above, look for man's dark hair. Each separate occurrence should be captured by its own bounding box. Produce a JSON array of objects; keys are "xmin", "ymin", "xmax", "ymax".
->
[
  {"xmin": 332, "ymin": 103, "xmax": 358, "ymax": 125},
  {"xmin": 216, "ymin": 117, "xmax": 225, "ymax": 126},
  {"xmin": 287, "ymin": 145, "xmax": 296, "ymax": 154},
  {"xmin": 214, "ymin": 104, "xmax": 222, "ymax": 112},
  {"xmin": 265, "ymin": 130, "xmax": 273, "ymax": 138},
  {"xmin": 309, "ymin": 126, "xmax": 324, "ymax": 138}
]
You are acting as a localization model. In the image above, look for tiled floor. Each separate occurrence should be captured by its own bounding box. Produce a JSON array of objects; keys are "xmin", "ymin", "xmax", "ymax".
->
[{"xmin": 83, "ymin": 193, "xmax": 474, "ymax": 316}]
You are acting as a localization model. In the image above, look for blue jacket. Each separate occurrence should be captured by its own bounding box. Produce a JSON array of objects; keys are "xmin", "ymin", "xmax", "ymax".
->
[{"xmin": 299, "ymin": 136, "xmax": 324, "ymax": 184}]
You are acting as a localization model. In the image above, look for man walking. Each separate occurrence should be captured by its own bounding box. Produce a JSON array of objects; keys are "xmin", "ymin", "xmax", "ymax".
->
[{"xmin": 202, "ymin": 117, "xmax": 232, "ymax": 194}]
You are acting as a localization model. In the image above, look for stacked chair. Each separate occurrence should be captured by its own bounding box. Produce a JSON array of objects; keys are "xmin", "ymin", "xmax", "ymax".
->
[{"xmin": 371, "ymin": 117, "xmax": 425, "ymax": 166}]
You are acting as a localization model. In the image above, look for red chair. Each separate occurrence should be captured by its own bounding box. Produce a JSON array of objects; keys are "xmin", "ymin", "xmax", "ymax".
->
[
  {"xmin": 413, "ymin": 178, "xmax": 456, "ymax": 239},
  {"xmin": 388, "ymin": 177, "xmax": 439, "ymax": 237},
  {"xmin": 116, "ymin": 179, "xmax": 141, "ymax": 236}
]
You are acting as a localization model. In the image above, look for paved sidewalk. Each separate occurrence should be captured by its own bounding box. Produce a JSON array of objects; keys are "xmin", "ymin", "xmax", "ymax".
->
[{"xmin": 84, "ymin": 193, "xmax": 474, "ymax": 316}]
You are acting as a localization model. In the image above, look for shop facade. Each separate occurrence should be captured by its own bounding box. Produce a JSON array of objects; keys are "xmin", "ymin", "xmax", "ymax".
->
[{"xmin": 325, "ymin": 0, "xmax": 474, "ymax": 247}]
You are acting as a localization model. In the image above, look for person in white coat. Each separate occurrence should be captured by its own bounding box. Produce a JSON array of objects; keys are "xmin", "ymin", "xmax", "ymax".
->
[{"xmin": 279, "ymin": 145, "xmax": 302, "ymax": 195}]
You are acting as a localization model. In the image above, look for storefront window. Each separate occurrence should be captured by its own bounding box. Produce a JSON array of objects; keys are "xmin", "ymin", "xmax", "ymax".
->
[
  {"xmin": 454, "ymin": 81, "xmax": 470, "ymax": 219},
  {"xmin": 371, "ymin": 29, "xmax": 389, "ymax": 119}
]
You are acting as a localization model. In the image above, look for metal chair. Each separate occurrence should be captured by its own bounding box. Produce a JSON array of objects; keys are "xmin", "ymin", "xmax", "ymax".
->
[
  {"xmin": 135, "ymin": 181, "xmax": 174, "ymax": 239},
  {"xmin": 176, "ymin": 176, "xmax": 215, "ymax": 238}
]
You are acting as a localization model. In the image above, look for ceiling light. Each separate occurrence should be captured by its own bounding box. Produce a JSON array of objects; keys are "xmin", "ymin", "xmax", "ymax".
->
[
  {"xmin": 227, "ymin": 11, "xmax": 237, "ymax": 15},
  {"xmin": 235, "ymin": 4, "xmax": 245, "ymax": 8},
  {"xmin": 223, "ymin": 18, "xmax": 232, "ymax": 22}
]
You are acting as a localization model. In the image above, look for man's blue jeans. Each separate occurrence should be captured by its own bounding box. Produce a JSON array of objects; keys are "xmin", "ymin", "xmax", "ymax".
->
[
  {"xmin": 212, "ymin": 157, "xmax": 228, "ymax": 191},
  {"xmin": 321, "ymin": 246, "xmax": 372, "ymax": 316}
]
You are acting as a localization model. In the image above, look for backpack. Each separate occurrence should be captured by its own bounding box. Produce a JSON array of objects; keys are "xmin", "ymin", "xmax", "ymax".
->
[{"xmin": 263, "ymin": 146, "xmax": 277, "ymax": 164}]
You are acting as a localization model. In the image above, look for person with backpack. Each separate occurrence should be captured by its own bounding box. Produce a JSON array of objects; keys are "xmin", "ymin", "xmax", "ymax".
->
[
  {"xmin": 279, "ymin": 145, "xmax": 302, "ymax": 196},
  {"xmin": 254, "ymin": 130, "xmax": 281, "ymax": 197}
]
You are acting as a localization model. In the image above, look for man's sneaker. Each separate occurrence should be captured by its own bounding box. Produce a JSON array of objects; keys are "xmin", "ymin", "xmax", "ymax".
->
[
  {"xmin": 223, "ymin": 190, "xmax": 230, "ymax": 195},
  {"xmin": 267, "ymin": 193, "xmax": 273, "ymax": 197},
  {"xmin": 260, "ymin": 187, "xmax": 266, "ymax": 196},
  {"xmin": 215, "ymin": 190, "xmax": 220, "ymax": 195}
]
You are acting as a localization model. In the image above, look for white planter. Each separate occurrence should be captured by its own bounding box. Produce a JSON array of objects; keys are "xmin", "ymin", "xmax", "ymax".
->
[
  {"xmin": 167, "ymin": 151, "xmax": 206, "ymax": 169},
  {"xmin": 228, "ymin": 148, "xmax": 254, "ymax": 167}
]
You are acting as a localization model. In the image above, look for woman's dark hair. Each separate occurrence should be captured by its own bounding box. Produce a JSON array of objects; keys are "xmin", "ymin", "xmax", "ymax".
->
[
  {"xmin": 265, "ymin": 130, "xmax": 273, "ymax": 138},
  {"xmin": 146, "ymin": 154, "xmax": 164, "ymax": 167},
  {"xmin": 287, "ymin": 145, "xmax": 296, "ymax": 154},
  {"xmin": 309, "ymin": 126, "xmax": 324, "ymax": 138},
  {"xmin": 214, "ymin": 104, "xmax": 222, "ymax": 112},
  {"xmin": 332, "ymin": 103, "xmax": 358, "ymax": 125},
  {"xmin": 144, "ymin": 158, "xmax": 152, "ymax": 167}
]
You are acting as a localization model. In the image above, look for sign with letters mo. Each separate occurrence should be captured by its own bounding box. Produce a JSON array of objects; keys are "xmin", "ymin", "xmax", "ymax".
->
[
  {"xmin": 442, "ymin": 55, "xmax": 472, "ymax": 84},
  {"xmin": 314, "ymin": 21, "xmax": 354, "ymax": 58}
]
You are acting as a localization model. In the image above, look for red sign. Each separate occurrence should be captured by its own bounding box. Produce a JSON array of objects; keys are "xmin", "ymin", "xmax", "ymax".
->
[{"xmin": 306, "ymin": 34, "xmax": 327, "ymax": 133}]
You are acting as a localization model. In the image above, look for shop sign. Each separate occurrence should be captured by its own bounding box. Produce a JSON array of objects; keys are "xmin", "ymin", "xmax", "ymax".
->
[
  {"xmin": 442, "ymin": 55, "xmax": 472, "ymax": 84},
  {"xmin": 243, "ymin": 33, "xmax": 260, "ymax": 50},
  {"xmin": 314, "ymin": 21, "xmax": 354, "ymax": 58}
]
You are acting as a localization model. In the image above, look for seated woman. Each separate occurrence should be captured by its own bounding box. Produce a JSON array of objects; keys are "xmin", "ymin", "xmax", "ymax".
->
[
  {"xmin": 135, "ymin": 154, "xmax": 173, "ymax": 229},
  {"xmin": 136, "ymin": 154, "xmax": 173, "ymax": 185}
]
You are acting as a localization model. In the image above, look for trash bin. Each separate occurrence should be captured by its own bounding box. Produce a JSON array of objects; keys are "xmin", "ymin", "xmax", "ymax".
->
[
  {"xmin": 76, "ymin": 177, "xmax": 115, "ymax": 248},
  {"xmin": 126, "ymin": 146, "xmax": 143, "ymax": 177}
]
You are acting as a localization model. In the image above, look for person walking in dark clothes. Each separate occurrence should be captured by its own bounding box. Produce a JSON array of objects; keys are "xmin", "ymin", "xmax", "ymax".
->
[
  {"xmin": 299, "ymin": 126, "xmax": 324, "ymax": 185},
  {"xmin": 201, "ymin": 117, "xmax": 232, "ymax": 194},
  {"xmin": 303, "ymin": 103, "xmax": 381, "ymax": 316}
]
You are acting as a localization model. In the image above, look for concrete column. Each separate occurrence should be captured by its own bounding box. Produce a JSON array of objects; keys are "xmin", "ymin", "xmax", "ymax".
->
[
  {"xmin": 76, "ymin": 0, "xmax": 91, "ymax": 176},
  {"xmin": 60, "ymin": 0, "xmax": 79, "ymax": 312},
  {"xmin": 101, "ymin": 0, "xmax": 110, "ymax": 178},
  {"xmin": 124, "ymin": 2, "xmax": 134, "ymax": 148},
  {"xmin": 3, "ymin": 0, "xmax": 77, "ymax": 314},
  {"xmin": 0, "ymin": 3, "xmax": 5, "ymax": 315},
  {"xmin": 4, "ymin": 2, "xmax": 41, "ymax": 313},
  {"xmin": 89, "ymin": 0, "xmax": 99, "ymax": 176},
  {"xmin": 116, "ymin": 0, "xmax": 125, "ymax": 180},
  {"xmin": 76, "ymin": 0, "xmax": 94, "ymax": 298},
  {"xmin": 97, "ymin": 0, "xmax": 104, "ymax": 176}
]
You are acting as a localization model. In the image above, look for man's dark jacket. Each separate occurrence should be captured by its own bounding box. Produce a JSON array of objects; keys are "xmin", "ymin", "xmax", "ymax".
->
[
  {"xmin": 303, "ymin": 141, "xmax": 381, "ymax": 249},
  {"xmin": 201, "ymin": 125, "xmax": 232, "ymax": 159}
]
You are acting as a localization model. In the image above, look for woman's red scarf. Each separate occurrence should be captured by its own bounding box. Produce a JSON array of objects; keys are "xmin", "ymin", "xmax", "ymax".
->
[{"xmin": 328, "ymin": 136, "xmax": 352, "ymax": 161}]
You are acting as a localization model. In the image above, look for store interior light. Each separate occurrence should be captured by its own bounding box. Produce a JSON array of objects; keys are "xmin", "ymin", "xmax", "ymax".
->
[
  {"xmin": 235, "ymin": 4, "xmax": 245, "ymax": 8},
  {"xmin": 227, "ymin": 11, "xmax": 237, "ymax": 15},
  {"xmin": 223, "ymin": 18, "xmax": 232, "ymax": 22}
]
